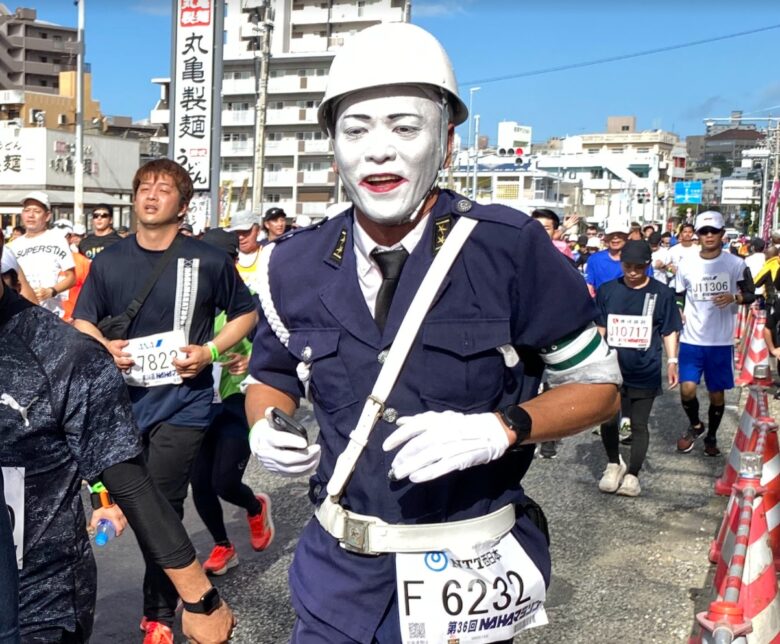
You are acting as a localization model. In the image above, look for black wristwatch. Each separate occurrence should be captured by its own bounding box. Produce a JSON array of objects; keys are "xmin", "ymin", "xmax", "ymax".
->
[
  {"xmin": 181, "ymin": 587, "xmax": 222, "ymax": 615},
  {"xmin": 499, "ymin": 405, "xmax": 533, "ymax": 449}
]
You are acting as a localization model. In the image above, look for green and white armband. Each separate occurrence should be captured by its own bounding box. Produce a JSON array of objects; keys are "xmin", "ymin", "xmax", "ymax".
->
[{"xmin": 539, "ymin": 323, "xmax": 622, "ymax": 387}]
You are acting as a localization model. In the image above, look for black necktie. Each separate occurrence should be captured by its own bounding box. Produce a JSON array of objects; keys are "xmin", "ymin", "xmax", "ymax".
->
[{"xmin": 371, "ymin": 247, "xmax": 409, "ymax": 332}]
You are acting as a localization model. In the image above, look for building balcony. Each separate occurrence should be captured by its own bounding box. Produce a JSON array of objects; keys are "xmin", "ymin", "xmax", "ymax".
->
[
  {"xmin": 329, "ymin": 6, "xmax": 388, "ymax": 22},
  {"xmin": 299, "ymin": 139, "xmax": 331, "ymax": 154},
  {"xmin": 222, "ymin": 78, "xmax": 256, "ymax": 95},
  {"xmin": 266, "ymin": 107, "xmax": 317, "ymax": 124},
  {"xmin": 298, "ymin": 169, "xmax": 335, "ymax": 184},
  {"xmin": 298, "ymin": 201, "xmax": 329, "ymax": 216},
  {"xmin": 267, "ymin": 74, "xmax": 327, "ymax": 94},
  {"xmin": 290, "ymin": 6, "xmax": 330, "ymax": 25},
  {"xmin": 289, "ymin": 36, "xmax": 328, "ymax": 54},
  {"xmin": 220, "ymin": 169, "xmax": 253, "ymax": 185},
  {"xmin": 265, "ymin": 139, "xmax": 298, "ymax": 155},
  {"xmin": 222, "ymin": 110, "xmax": 254, "ymax": 127},
  {"xmin": 265, "ymin": 170, "xmax": 296, "ymax": 186},
  {"xmin": 221, "ymin": 142, "xmax": 253, "ymax": 157}
]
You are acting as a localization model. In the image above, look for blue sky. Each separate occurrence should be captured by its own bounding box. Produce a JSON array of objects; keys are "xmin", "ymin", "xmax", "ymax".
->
[{"xmin": 29, "ymin": 0, "xmax": 780, "ymax": 144}]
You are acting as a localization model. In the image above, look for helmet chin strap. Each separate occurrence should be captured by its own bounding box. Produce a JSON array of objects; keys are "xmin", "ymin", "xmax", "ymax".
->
[{"xmin": 398, "ymin": 95, "xmax": 451, "ymax": 227}]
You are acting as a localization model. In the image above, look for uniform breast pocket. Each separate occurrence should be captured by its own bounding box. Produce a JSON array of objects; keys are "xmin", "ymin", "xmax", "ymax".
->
[
  {"xmin": 421, "ymin": 318, "xmax": 510, "ymax": 411},
  {"xmin": 287, "ymin": 328, "xmax": 358, "ymax": 413}
]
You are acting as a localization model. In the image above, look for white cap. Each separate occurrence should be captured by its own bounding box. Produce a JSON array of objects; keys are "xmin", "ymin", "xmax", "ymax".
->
[
  {"xmin": 52, "ymin": 218, "xmax": 73, "ymax": 235},
  {"xmin": 226, "ymin": 209, "xmax": 259, "ymax": 232},
  {"xmin": 72, "ymin": 223, "xmax": 86, "ymax": 236},
  {"xmin": 295, "ymin": 214, "xmax": 312, "ymax": 227},
  {"xmin": 604, "ymin": 218, "xmax": 630, "ymax": 235},
  {"xmin": 694, "ymin": 210, "xmax": 725, "ymax": 231},
  {"xmin": 21, "ymin": 190, "xmax": 51, "ymax": 210},
  {"xmin": 586, "ymin": 238, "xmax": 602, "ymax": 249},
  {"xmin": 566, "ymin": 232, "xmax": 578, "ymax": 241}
]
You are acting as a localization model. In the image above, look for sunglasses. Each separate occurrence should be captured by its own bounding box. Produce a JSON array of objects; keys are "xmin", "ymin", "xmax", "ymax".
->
[
  {"xmin": 697, "ymin": 227, "xmax": 722, "ymax": 236},
  {"xmin": 92, "ymin": 212, "xmax": 110, "ymax": 219}
]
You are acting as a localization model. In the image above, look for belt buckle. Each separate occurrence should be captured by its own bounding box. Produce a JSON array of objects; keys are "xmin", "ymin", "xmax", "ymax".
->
[{"xmin": 342, "ymin": 516, "xmax": 372, "ymax": 555}]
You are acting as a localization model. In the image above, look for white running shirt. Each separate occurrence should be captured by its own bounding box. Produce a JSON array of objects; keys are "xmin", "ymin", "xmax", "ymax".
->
[
  {"xmin": 11, "ymin": 229, "xmax": 75, "ymax": 317},
  {"xmin": 677, "ymin": 250, "xmax": 746, "ymax": 346}
]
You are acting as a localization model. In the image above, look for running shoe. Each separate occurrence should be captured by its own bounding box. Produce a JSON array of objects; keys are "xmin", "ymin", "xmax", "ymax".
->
[
  {"xmin": 619, "ymin": 417, "xmax": 632, "ymax": 437},
  {"xmin": 620, "ymin": 434, "xmax": 633, "ymax": 446},
  {"xmin": 539, "ymin": 441, "xmax": 558, "ymax": 459},
  {"xmin": 676, "ymin": 424, "xmax": 705, "ymax": 453},
  {"xmin": 142, "ymin": 621, "xmax": 173, "ymax": 644},
  {"xmin": 616, "ymin": 474, "xmax": 641, "ymax": 497},
  {"xmin": 247, "ymin": 493, "xmax": 275, "ymax": 551},
  {"xmin": 202, "ymin": 544, "xmax": 238, "ymax": 576},
  {"xmin": 704, "ymin": 440, "xmax": 722, "ymax": 457},
  {"xmin": 598, "ymin": 456, "xmax": 627, "ymax": 493}
]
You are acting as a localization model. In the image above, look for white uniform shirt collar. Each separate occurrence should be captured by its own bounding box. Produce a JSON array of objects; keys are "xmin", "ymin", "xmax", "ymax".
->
[{"xmin": 352, "ymin": 214, "xmax": 428, "ymax": 317}]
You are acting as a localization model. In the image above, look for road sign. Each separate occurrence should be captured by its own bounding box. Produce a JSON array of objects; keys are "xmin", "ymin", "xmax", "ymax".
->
[{"xmin": 674, "ymin": 181, "xmax": 703, "ymax": 204}]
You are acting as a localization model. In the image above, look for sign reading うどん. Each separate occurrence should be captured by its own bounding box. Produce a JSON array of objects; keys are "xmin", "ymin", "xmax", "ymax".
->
[{"xmin": 172, "ymin": 0, "xmax": 215, "ymax": 191}]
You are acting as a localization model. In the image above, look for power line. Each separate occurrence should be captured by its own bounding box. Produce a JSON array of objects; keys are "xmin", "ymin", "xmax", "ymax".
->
[{"xmin": 461, "ymin": 23, "xmax": 780, "ymax": 87}]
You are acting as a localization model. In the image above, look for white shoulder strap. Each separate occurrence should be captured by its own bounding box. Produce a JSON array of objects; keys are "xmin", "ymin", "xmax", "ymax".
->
[
  {"xmin": 326, "ymin": 216, "xmax": 479, "ymax": 498},
  {"xmin": 257, "ymin": 242, "xmax": 290, "ymax": 348}
]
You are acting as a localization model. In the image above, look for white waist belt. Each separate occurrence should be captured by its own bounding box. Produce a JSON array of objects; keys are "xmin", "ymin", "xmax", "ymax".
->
[{"xmin": 315, "ymin": 497, "xmax": 516, "ymax": 556}]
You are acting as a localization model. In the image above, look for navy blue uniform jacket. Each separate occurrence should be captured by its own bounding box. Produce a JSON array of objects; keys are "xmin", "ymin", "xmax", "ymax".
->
[{"xmin": 249, "ymin": 190, "xmax": 597, "ymax": 641}]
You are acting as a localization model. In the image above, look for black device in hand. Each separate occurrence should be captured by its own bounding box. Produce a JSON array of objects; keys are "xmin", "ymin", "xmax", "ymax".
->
[{"xmin": 270, "ymin": 408, "xmax": 309, "ymax": 444}]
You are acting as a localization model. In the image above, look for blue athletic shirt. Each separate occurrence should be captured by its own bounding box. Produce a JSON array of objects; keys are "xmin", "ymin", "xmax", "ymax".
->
[
  {"xmin": 73, "ymin": 234, "xmax": 256, "ymax": 432},
  {"xmin": 586, "ymin": 249, "xmax": 652, "ymax": 291}
]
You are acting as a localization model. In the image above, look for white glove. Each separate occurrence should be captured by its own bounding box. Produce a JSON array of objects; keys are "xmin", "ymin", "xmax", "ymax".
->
[
  {"xmin": 249, "ymin": 410, "xmax": 321, "ymax": 478},
  {"xmin": 382, "ymin": 410, "xmax": 510, "ymax": 483}
]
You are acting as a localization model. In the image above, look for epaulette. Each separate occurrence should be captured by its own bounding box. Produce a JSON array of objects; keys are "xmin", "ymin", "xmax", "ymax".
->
[
  {"xmin": 446, "ymin": 193, "xmax": 530, "ymax": 231},
  {"xmin": 272, "ymin": 219, "xmax": 327, "ymax": 245}
]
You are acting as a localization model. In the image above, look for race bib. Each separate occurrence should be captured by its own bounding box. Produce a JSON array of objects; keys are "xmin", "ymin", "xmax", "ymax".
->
[
  {"xmin": 607, "ymin": 314, "xmax": 652, "ymax": 350},
  {"xmin": 124, "ymin": 330, "xmax": 186, "ymax": 387},
  {"xmin": 396, "ymin": 531, "xmax": 547, "ymax": 644},
  {"xmin": 691, "ymin": 272, "xmax": 730, "ymax": 301},
  {"xmin": 1, "ymin": 466, "xmax": 25, "ymax": 569}
]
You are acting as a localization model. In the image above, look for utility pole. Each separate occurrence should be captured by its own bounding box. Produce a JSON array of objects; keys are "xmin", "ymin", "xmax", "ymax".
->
[
  {"xmin": 73, "ymin": 0, "xmax": 85, "ymax": 228},
  {"xmin": 471, "ymin": 114, "xmax": 480, "ymax": 200},
  {"xmin": 465, "ymin": 87, "xmax": 480, "ymax": 197},
  {"xmin": 251, "ymin": 2, "xmax": 273, "ymax": 214},
  {"xmin": 209, "ymin": 1, "xmax": 224, "ymax": 229}
]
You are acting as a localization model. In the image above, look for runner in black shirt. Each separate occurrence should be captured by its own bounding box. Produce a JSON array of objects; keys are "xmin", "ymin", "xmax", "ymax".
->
[
  {"xmin": 78, "ymin": 205, "xmax": 121, "ymax": 260},
  {"xmin": 0, "ymin": 228, "xmax": 235, "ymax": 644},
  {"xmin": 595, "ymin": 240, "xmax": 682, "ymax": 496}
]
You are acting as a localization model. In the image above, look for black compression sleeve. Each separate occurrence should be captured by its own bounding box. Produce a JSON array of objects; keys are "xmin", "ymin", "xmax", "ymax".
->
[
  {"xmin": 738, "ymin": 267, "xmax": 756, "ymax": 305},
  {"xmin": 101, "ymin": 455, "xmax": 196, "ymax": 569}
]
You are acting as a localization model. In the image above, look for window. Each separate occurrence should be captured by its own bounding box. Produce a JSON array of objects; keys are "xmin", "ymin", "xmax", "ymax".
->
[
  {"xmin": 621, "ymin": 125, "xmax": 629, "ymax": 131},
  {"xmin": 266, "ymin": 193, "xmax": 282, "ymax": 203},
  {"xmin": 637, "ymin": 147, "xmax": 650, "ymax": 154},
  {"xmin": 292, "ymin": 31, "xmax": 303, "ymax": 39},
  {"xmin": 588, "ymin": 148, "xmax": 598, "ymax": 155}
]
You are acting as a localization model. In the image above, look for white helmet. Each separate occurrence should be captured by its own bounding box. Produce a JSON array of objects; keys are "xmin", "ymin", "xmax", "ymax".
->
[{"xmin": 317, "ymin": 22, "xmax": 468, "ymax": 134}]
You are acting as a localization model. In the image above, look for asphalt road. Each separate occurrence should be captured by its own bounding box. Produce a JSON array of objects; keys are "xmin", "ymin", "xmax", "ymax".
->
[{"xmin": 90, "ymin": 387, "xmax": 758, "ymax": 643}]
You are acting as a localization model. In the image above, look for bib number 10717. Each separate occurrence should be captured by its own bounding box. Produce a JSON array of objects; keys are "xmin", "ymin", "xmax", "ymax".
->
[{"xmin": 395, "ymin": 532, "xmax": 547, "ymax": 643}]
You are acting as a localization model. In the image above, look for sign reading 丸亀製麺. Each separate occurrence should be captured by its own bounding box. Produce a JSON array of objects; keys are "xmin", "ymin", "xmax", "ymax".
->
[{"xmin": 172, "ymin": 0, "xmax": 214, "ymax": 191}]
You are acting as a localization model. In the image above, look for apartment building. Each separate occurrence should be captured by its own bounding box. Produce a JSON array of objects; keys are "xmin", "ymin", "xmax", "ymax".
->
[
  {"xmin": 0, "ymin": 6, "xmax": 78, "ymax": 94},
  {"xmin": 220, "ymin": 0, "xmax": 409, "ymax": 218}
]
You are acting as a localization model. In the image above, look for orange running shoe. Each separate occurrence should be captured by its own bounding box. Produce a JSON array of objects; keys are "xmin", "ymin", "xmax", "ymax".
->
[
  {"xmin": 142, "ymin": 621, "xmax": 173, "ymax": 644},
  {"xmin": 202, "ymin": 544, "xmax": 238, "ymax": 576},
  {"xmin": 247, "ymin": 493, "xmax": 275, "ymax": 551}
]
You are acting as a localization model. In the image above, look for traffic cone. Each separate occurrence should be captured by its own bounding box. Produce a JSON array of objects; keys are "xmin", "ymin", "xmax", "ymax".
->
[
  {"xmin": 715, "ymin": 388, "xmax": 769, "ymax": 496},
  {"xmin": 735, "ymin": 310, "xmax": 773, "ymax": 387},
  {"xmin": 736, "ymin": 307, "xmax": 757, "ymax": 371},
  {"xmin": 695, "ymin": 601, "xmax": 752, "ymax": 644},
  {"xmin": 731, "ymin": 493, "xmax": 780, "ymax": 643},
  {"xmin": 754, "ymin": 418, "xmax": 780, "ymax": 572}
]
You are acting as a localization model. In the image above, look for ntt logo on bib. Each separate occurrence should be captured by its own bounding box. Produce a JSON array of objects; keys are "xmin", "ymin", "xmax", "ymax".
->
[{"xmin": 424, "ymin": 551, "xmax": 449, "ymax": 572}]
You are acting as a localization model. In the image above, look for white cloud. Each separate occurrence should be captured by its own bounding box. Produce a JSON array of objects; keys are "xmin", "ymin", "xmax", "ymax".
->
[
  {"xmin": 131, "ymin": 2, "xmax": 170, "ymax": 17},
  {"xmin": 413, "ymin": 2, "xmax": 469, "ymax": 18}
]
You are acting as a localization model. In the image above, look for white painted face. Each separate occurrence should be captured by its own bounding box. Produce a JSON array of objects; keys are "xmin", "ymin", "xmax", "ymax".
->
[{"xmin": 332, "ymin": 86, "xmax": 445, "ymax": 226}]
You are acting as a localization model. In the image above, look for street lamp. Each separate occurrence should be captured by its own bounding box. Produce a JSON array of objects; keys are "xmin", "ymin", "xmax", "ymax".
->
[{"xmin": 465, "ymin": 86, "xmax": 480, "ymax": 196}]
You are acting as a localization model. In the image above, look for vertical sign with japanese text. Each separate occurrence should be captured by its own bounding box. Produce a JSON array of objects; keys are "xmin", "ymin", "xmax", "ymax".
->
[{"xmin": 172, "ymin": 0, "xmax": 214, "ymax": 190}]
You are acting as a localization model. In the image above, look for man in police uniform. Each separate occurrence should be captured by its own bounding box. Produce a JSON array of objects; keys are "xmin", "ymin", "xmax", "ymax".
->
[{"xmin": 245, "ymin": 23, "xmax": 620, "ymax": 643}]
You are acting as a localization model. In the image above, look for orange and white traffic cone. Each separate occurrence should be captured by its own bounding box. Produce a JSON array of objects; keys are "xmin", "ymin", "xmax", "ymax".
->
[
  {"xmin": 735, "ymin": 310, "xmax": 773, "ymax": 387},
  {"xmin": 753, "ymin": 418, "xmax": 780, "ymax": 572},
  {"xmin": 736, "ymin": 307, "xmax": 757, "ymax": 371},
  {"xmin": 695, "ymin": 601, "xmax": 752, "ymax": 644},
  {"xmin": 715, "ymin": 388, "xmax": 769, "ymax": 496}
]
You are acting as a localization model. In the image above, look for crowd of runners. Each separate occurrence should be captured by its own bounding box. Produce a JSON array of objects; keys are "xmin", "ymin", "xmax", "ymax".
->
[{"xmin": 0, "ymin": 21, "xmax": 772, "ymax": 644}]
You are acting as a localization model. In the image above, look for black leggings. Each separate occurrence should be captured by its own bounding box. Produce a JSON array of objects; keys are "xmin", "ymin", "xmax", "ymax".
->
[
  {"xmin": 191, "ymin": 394, "xmax": 260, "ymax": 545},
  {"xmin": 601, "ymin": 391, "xmax": 656, "ymax": 476}
]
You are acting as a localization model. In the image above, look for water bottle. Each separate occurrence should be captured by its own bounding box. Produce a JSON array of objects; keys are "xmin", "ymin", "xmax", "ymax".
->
[{"xmin": 94, "ymin": 519, "xmax": 116, "ymax": 547}]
